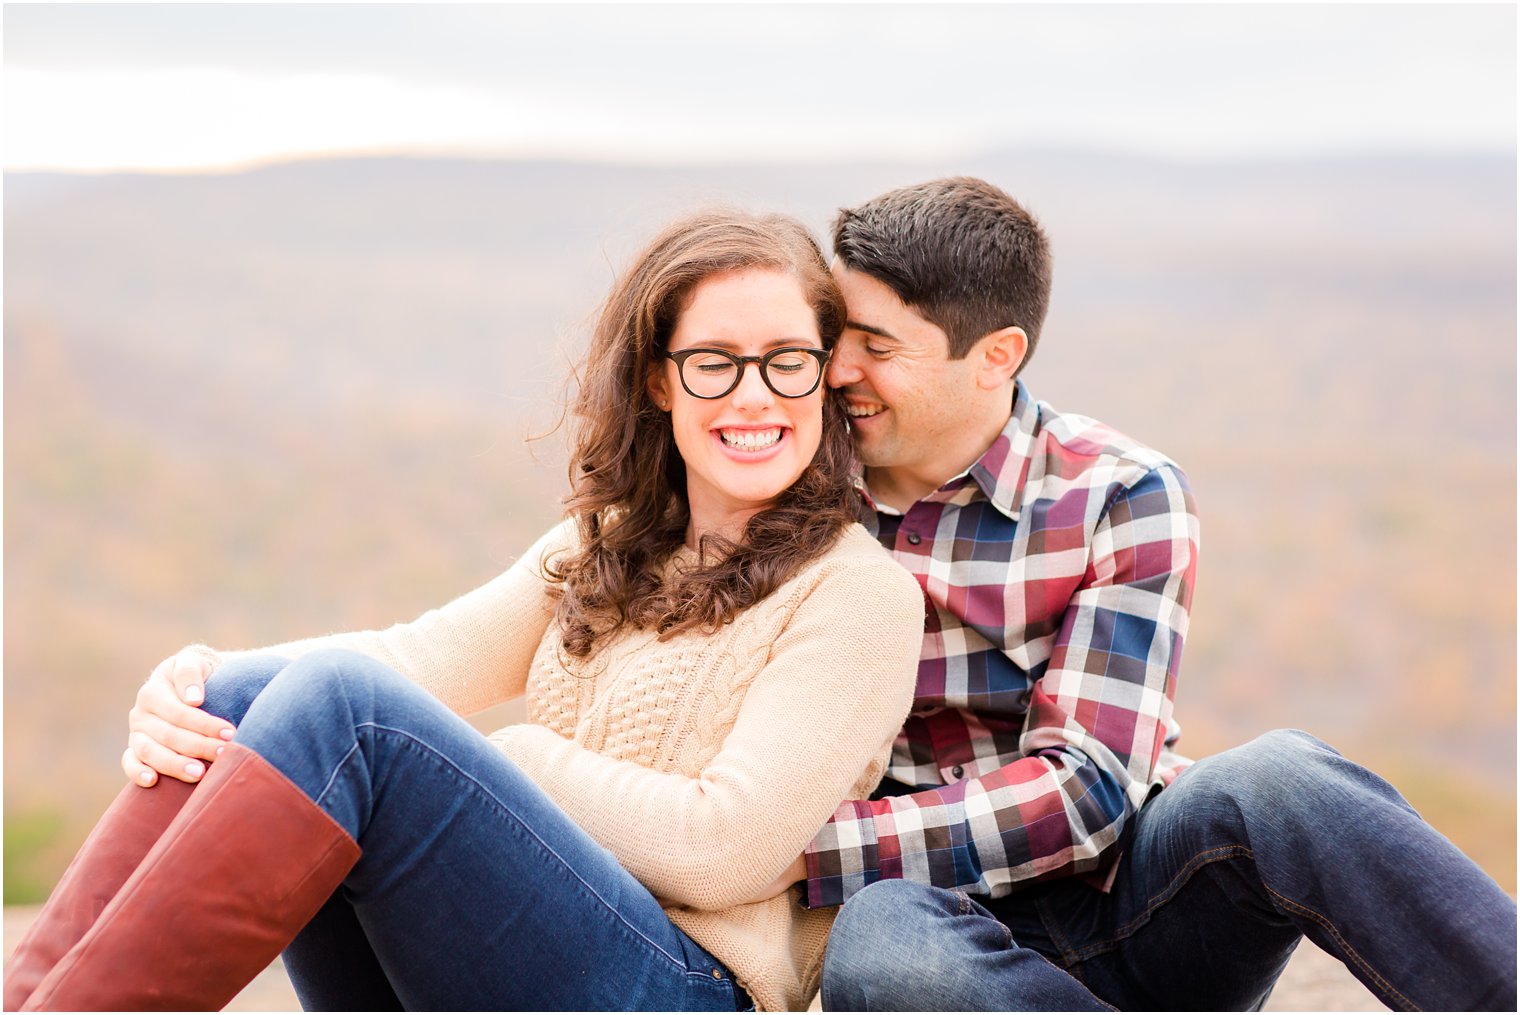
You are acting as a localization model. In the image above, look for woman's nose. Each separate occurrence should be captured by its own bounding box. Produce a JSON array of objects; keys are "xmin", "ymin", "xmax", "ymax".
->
[{"xmin": 729, "ymin": 361, "xmax": 776, "ymax": 409}]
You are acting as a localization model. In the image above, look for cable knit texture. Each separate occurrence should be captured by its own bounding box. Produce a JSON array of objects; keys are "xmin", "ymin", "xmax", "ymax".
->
[{"xmin": 222, "ymin": 520, "xmax": 924, "ymax": 1011}]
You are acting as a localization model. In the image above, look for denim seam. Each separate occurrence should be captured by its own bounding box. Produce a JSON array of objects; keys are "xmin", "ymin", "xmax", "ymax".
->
[
  {"xmin": 1052, "ymin": 843, "xmax": 1418, "ymax": 1014},
  {"xmin": 1260, "ymin": 882, "xmax": 1418, "ymax": 1012},
  {"xmin": 995, "ymin": 891, "xmax": 1115, "ymax": 1012},
  {"xmin": 336, "ymin": 720, "xmax": 693, "ymax": 975},
  {"xmin": 954, "ymin": 890, "xmax": 1015, "ymax": 964},
  {"xmin": 313, "ymin": 740, "xmax": 363, "ymax": 812},
  {"xmin": 1051, "ymin": 843, "xmax": 1251, "ymax": 963}
]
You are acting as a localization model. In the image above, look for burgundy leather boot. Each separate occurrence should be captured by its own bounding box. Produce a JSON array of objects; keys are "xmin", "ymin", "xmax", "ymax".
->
[
  {"xmin": 3, "ymin": 778, "xmax": 195, "ymax": 1010},
  {"xmin": 20, "ymin": 743, "xmax": 360, "ymax": 1012}
]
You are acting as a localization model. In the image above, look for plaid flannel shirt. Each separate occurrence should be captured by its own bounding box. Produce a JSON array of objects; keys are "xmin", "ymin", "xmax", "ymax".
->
[{"xmin": 804, "ymin": 382, "xmax": 1199, "ymax": 906}]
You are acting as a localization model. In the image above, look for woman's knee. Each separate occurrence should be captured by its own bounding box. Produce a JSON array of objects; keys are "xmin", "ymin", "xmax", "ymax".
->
[
  {"xmin": 205, "ymin": 648, "xmax": 413, "ymax": 733},
  {"xmin": 201, "ymin": 654, "xmax": 292, "ymax": 725},
  {"xmin": 229, "ymin": 650, "xmax": 426, "ymax": 813},
  {"xmin": 288, "ymin": 647, "xmax": 399, "ymax": 683},
  {"xmin": 243, "ymin": 648, "xmax": 425, "ymax": 739},
  {"xmin": 265, "ymin": 648, "xmax": 413, "ymax": 705}
]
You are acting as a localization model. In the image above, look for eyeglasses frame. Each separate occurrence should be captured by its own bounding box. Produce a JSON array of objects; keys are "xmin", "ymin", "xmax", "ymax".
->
[{"xmin": 660, "ymin": 346, "xmax": 831, "ymax": 400}]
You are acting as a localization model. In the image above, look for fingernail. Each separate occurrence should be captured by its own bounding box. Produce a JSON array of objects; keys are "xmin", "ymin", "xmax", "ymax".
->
[
  {"xmin": 184, "ymin": 685, "xmax": 204, "ymax": 704},
  {"xmin": 185, "ymin": 761, "xmax": 205, "ymax": 779},
  {"xmin": 139, "ymin": 771, "xmax": 155, "ymax": 785},
  {"xmin": 219, "ymin": 727, "xmax": 235, "ymax": 740},
  {"xmin": 215, "ymin": 746, "xmax": 225, "ymax": 756}
]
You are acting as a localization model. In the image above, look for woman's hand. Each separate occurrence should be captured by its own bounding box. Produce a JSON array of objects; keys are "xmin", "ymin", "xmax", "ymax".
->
[
  {"xmin": 738, "ymin": 853, "xmax": 807, "ymax": 905},
  {"xmin": 121, "ymin": 648, "xmax": 237, "ymax": 787}
]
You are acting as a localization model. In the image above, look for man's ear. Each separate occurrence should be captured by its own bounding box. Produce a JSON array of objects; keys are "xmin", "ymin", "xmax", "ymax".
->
[
  {"xmin": 646, "ymin": 368, "xmax": 672, "ymax": 410},
  {"xmin": 974, "ymin": 326, "xmax": 1028, "ymax": 390}
]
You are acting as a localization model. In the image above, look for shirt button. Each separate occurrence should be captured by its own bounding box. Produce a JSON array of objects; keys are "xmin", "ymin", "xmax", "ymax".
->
[
  {"xmin": 951, "ymin": 765, "xmax": 965, "ymax": 778},
  {"xmin": 906, "ymin": 532, "xmax": 922, "ymax": 545}
]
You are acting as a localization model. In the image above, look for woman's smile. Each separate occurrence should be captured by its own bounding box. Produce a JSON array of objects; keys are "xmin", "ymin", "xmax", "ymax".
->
[{"xmin": 716, "ymin": 425, "xmax": 787, "ymax": 453}]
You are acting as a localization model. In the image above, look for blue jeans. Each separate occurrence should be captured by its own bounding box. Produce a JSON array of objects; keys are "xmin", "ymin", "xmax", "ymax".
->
[
  {"xmin": 822, "ymin": 729, "xmax": 1517, "ymax": 1012},
  {"xmin": 201, "ymin": 650, "xmax": 750, "ymax": 1011}
]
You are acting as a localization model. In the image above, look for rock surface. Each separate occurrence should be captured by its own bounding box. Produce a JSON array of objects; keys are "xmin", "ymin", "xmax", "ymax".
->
[{"xmin": 5, "ymin": 904, "xmax": 1388, "ymax": 1011}]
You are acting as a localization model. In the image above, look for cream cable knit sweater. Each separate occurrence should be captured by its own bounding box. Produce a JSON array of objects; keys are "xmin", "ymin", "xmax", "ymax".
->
[{"xmin": 222, "ymin": 520, "xmax": 924, "ymax": 1011}]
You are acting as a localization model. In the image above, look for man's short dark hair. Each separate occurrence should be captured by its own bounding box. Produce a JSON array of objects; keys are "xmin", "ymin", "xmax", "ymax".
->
[{"xmin": 832, "ymin": 176, "xmax": 1051, "ymax": 363}]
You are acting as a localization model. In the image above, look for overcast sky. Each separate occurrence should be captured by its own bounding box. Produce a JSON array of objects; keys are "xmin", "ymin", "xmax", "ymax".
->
[{"xmin": 4, "ymin": 3, "xmax": 1515, "ymax": 172}]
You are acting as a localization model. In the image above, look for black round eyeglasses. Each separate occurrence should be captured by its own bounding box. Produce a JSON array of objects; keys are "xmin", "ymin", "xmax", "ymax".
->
[{"xmin": 661, "ymin": 346, "xmax": 830, "ymax": 399}]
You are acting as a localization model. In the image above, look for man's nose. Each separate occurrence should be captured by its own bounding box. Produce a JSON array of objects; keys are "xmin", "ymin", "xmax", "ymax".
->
[{"xmin": 826, "ymin": 346, "xmax": 863, "ymax": 388}]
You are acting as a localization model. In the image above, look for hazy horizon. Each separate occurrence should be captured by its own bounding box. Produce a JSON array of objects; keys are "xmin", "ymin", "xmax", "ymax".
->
[{"xmin": 8, "ymin": 142, "xmax": 1519, "ymax": 183}]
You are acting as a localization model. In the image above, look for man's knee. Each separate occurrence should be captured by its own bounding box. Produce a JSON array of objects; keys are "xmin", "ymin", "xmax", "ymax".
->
[
  {"xmin": 1232, "ymin": 728, "xmax": 1338, "ymax": 769},
  {"xmin": 1172, "ymin": 728, "xmax": 1411, "ymax": 838},
  {"xmin": 824, "ymin": 881, "xmax": 1086, "ymax": 1011},
  {"xmin": 825, "ymin": 882, "xmax": 947, "ymax": 1000},
  {"xmin": 824, "ymin": 881, "xmax": 1008, "ymax": 1009},
  {"xmin": 1181, "ymin": 729, "xmax": 1337, "ymax": 800},
  {"xmin": 830, "ymin": 881, "xmax": 948, "ymax": 960}
]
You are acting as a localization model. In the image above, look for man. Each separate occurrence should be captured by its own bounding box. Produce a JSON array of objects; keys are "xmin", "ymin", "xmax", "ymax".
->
[{"xmin": 804, "ymin": 177, "xmax": 1516, "ymax": 1011}]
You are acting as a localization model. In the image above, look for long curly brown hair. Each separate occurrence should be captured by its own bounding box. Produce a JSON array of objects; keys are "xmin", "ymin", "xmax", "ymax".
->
[{"xmin": 548, "ymin": 209, "xmax": 858, "ymax": 658}]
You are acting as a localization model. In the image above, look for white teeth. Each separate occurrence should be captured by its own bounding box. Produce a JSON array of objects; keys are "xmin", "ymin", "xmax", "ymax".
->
[
  {"xmin": 846, "ymin": 403, "xmax": 885, "ymax": 418},
  {"xmin": 720, "ymin": 427, "xmax": 782, "ymax": 450}
]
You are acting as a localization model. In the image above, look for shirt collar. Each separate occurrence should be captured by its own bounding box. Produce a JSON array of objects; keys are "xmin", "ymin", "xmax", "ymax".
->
[
  {"xmin": 858, "ymin": 380, "xmax": 1039, "ymax": 523},
  {"xmin": 964, "ymin": 380, "xmax": 1039, "ymax": 521}
]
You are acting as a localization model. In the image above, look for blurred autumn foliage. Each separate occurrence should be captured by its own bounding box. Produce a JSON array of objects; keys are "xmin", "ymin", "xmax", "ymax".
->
[{"xmin": 4, "ymin": 153, "xmax": 1514, "ymax": 901}]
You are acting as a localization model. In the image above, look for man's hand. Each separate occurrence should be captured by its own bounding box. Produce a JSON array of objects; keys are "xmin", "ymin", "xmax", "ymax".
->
[
  {"xmin": 121, "ymin": 648, "xmax": 236, "ymax": 787},
  {"xmin": 740, "ymin": 852, "xmax": 808, "ymax": 905}
]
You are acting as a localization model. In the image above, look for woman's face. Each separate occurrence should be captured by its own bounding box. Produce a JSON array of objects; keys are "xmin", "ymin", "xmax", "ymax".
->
[{"xmin": 647, "ymin": 267, "xmax": 826, "ymax": 540}]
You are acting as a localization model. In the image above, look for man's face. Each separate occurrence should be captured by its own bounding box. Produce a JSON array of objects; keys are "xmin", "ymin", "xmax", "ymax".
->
[{"xmin": 827, "ymin": 265, "xmax": 987, "ymax": 488}]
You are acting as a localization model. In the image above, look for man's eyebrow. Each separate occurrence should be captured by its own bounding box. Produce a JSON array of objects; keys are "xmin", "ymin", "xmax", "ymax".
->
[{"xmin": 845, "ymin": 320, "xmax": 897, "ymax": 340}]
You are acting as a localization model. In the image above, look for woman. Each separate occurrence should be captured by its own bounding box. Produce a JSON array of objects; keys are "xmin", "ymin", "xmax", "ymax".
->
[{"xmin": 4, "ymin": 210, "xmax": 924, "ymax": 1012}]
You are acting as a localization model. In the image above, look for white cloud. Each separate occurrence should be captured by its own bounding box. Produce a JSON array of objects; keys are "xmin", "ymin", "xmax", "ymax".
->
[{"xmin": 4, "ymin": 68, "xmax": 535, "ymax": 170}]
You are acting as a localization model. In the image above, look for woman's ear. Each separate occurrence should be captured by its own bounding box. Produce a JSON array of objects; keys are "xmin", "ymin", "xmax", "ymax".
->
[
  {"xmin": 974, "ymin": 326, "xmax": 1029, "ymax": 390},
  {"xmin": 646, "ymin": 368, "xmax": 672, "ymax": 411}
]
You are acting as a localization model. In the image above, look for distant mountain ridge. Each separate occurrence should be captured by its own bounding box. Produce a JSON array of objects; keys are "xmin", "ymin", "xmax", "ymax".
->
[{"xmin": 8, "ymin": 150, "xmax": 1512, "ymax": 420}]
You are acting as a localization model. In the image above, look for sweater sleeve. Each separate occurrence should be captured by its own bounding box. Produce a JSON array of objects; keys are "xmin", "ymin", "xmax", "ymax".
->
[
  {"xmin": 215, "ymin": 522, "xmax": 572, "ymax": 717},
  {"xmin": 493, "ymin": 550, "xmax": 924, "ymax": 911}
]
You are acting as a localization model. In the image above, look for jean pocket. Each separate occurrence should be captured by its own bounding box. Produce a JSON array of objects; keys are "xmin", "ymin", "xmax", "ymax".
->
[{"xmin": 674, "ymin": 926, "xmax": 748, "ymax": 1011}]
